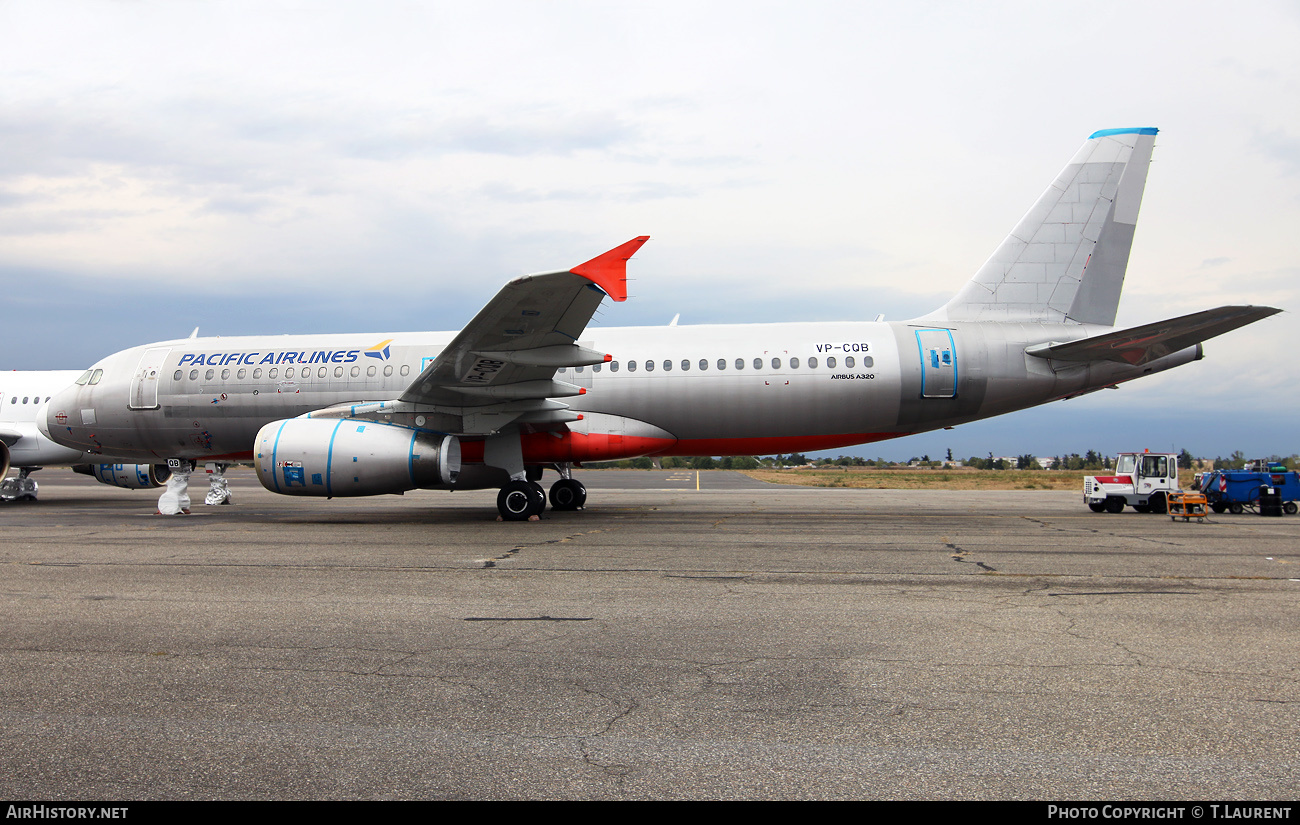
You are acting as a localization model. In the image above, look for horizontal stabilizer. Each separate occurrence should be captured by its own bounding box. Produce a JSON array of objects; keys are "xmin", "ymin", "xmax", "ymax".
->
[{"xmin": 1026, "ymin": 305, "xmax": 1281, "ymax": 366}]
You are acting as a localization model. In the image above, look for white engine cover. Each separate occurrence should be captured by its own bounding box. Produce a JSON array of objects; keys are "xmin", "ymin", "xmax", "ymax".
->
[
  {"xmin": 73, "ymin": 462, "xmax": 170, "ymax": 489},
  {"xmin": 254, "ymin": 418, "xmax": 460, "ymax": 497}
]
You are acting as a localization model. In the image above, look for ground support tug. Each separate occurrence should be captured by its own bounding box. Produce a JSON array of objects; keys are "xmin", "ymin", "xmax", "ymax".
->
[{"xmin": 1083, "ymin": 452, "xmax": 1181, "ymax": 514}]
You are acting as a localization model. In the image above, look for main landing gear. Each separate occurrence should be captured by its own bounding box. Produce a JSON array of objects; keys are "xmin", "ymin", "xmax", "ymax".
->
[
  {"xmin": 495, "ymin": 465, "xmax": 588, "ymax": 521},
  {"xmin": 0, "ymin": 468, "xmax": 40, "ymax": 502}
]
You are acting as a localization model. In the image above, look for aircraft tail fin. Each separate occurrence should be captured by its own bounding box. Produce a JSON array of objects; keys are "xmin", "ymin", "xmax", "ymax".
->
[
  {"xmin": 935, "ymin": 128, "xmax": 1158, "ymax": 325},
  {"xmin": 1025, "ymin": 305, "xmax": 1281, "ymax": 366}
]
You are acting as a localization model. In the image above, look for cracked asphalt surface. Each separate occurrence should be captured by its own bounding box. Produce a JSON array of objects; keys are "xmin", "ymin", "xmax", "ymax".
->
[{"xmin": 2, "ymin": 469, "xmax": 1297, "ymax": 799}]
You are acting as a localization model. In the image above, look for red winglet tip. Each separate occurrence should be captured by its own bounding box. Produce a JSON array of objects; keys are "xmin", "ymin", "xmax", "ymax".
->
[
  {"xmin": 578, "ymin": 387, "xmax": 587, "ymax": 395},
  {"xmin": 569, "ymin": 236, "xmax": 649, "ymax": 303},
  {"xmin": 603, "ymin": 353, "xmax": 612, "ymax": 362}
]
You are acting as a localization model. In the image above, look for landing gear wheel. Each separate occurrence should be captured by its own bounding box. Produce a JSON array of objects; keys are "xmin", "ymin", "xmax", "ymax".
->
[
  {"xmin": 1088, "ymin": 501, "xmax": 1106, "ymax": 513},
  {"xmin": 498, "ymin": 480, "xmax": 545, "ymax": 521},
  {"xmin": 550, "ymin": 478, "xmax": 588, "ymax": 511},
  {"xmin": 1229, "ymin": 503, "xmax": 1244, "ymax": 515},
  {"xmin": 1104, "ymin": 497, "xmax": 1125, "ymax": 514},
  {"xmin": 527, "ymin": 481, "xmax": 546, "ymax": 514},
  {"xmin": 1285, "ymin": 502, "xmax": 1298, "ymax": 516}
]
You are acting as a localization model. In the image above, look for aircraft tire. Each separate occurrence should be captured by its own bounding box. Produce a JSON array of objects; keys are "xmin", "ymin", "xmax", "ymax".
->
[
  {"xmin": 498, "ymin": 481, "xmax": 540, "ymax": 521},
  {"xmin": 527, "ymin": 481, "xmax": 546, "ymax": 515},
  {"xmin": 550, "ymin": 479, "xmax": 587, "ymax": 511}
]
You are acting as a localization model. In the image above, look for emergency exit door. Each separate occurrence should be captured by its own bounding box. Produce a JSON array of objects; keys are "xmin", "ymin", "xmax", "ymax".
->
[{"xmin": 915, "ymin": 328, "xmax": 957, "ymax": 398}]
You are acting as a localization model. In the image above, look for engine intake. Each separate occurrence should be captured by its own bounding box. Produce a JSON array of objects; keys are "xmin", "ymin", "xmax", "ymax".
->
[{"xmin": 254, "ymin": 418, "xmax": 460, "ymax": 497}]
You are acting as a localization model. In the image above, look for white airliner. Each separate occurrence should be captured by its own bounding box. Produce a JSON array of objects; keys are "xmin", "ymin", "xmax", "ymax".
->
[
  {"xmin": 41, "ymin": 128, "xmax": 1280, "ymax": 519},
  {"xmin": 1, "ymin": 370, "xmax": 169, "ymax": 500}
]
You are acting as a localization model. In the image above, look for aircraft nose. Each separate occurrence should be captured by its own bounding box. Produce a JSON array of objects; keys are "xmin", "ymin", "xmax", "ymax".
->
[{"xmin": 40, "ymin": 387, "xmax": 73, "ymax": 441}]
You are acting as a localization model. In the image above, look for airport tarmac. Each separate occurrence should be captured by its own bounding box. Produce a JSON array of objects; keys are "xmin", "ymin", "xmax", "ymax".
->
[{"xmin": 2, "ymin": 469, "xmax": 1297, "ymax": 800}]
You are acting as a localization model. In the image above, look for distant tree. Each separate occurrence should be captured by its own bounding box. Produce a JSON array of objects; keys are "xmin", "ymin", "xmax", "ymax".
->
[
  {"xmin": 631, "ymin": 457, "xmax": 654, "ymax": 469},
  {"xmin": 1016, "ymin": 454, "xmax": 1037, "ymax": 470},
  {"xmin": 1177, "ymin": 449, "xmax": 1194, "ymax": 470}
]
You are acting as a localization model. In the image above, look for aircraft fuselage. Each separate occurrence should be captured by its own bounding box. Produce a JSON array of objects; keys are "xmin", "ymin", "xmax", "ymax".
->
[{"xmin": 42, "ymin": 319, "xmax": 1198, "ymax": 471}]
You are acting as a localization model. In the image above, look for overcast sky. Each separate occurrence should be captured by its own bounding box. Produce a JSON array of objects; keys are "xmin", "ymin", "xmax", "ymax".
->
[{"xmin": 3, "ymin": 1, "xmax": 1297, "ymax": 460}]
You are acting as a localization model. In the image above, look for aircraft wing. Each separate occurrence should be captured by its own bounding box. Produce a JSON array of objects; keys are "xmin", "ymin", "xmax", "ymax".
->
[
  {"xmin": 398, "ymin": 237, "xmax": 648, "ymax": 412},
  {"xmin": 1026, "ymin": 305, "xmax": 1281, "ymax": 366}
]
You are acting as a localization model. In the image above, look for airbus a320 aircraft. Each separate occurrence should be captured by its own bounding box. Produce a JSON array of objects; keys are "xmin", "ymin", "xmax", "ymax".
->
[
  {"xmin": 1, "ymin": 370, "xmax": 170, "ymax": 500},
  {"xmin": 42, "ymin": 128, "xmax": 1280, "ymax": 519}
]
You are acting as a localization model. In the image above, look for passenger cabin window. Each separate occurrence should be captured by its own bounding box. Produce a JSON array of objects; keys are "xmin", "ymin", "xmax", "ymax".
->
[
  {"xmin": 862, "ymin": 356, "xmax": 874, "ymax": 367},
  {"xmin": 238, "ymin": 368, "xmax": 247, "ymax": 379},
  {"xmin": 627, "ymin": 360, "xmax": 637, "ymax": 372},
  {"xmin": 645, "ymin": 360, "xmax": 654, "ymax": 372},
  {"xmin": 400, "ymin": 365, "xmax": 409, "ymax": 376},
  {"xmin": 221, "ymin": 369, "xmax": 230, "ymax": 380},
  {"xmin": 610, "ymin": 361, "xmax": 620, "ymax": 372},
  {"xmin": 662, "ymin": 360, "xmax": 671, "ymax": 371},
  {"xmin": 770, "ymin": 358, "xmax": 780, "ymax": 369},
  {"xmin": 593, "ymin": 363, "xmax": 601, "ymax": 373},
  {"xmin": 700, "ymin": 359, "xmax": 709, "ymax": 371},
  {"xmin": 790, "ymin": 357, "xmax": 799, "ymax": 368},
  {"xmin": 845, "ymin": 356, "xmax": 855, "ymax": 368},
  {"xmin": 808, "ymin": 357, "xmax": 818, "ymax": 368},
  {"xmin": 205, "ymin": 369, "xmax": 214, "ymax": 380},
  {"xmin": 174, "ymin": 370, "xmax": 183, "ymax": 381},
  {"xmin": 827, "ymin": 356, "xmax": 836, "ymax": 368},
  {"xmin": 367, "ymin": 366, "xmax": 376, "ymax": 377},
  {"xmin": 285, "ymin": 368, "xmax": 296, "ymax": 379},
  {"xmin": 189, "ymin": 369, "xmax": 199, "ymax": 380},
  {"xmin": 753, "ymin": 358, "xmax": 762, "ymax": 370},
  {"xmin": 384, "ymin": 365, "xmax": 393, "ymax": 377},
  {"xmin": 253, "ymin": 368, "xmax": 262, "ymax": 379}
]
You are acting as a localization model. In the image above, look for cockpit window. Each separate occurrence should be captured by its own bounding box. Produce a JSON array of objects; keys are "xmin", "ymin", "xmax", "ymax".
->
[
  {"xmin": 75, "ymin": 370, "xmax": 93, "ymax": 385},
  {"xmin": 89, "ymin": 369, "xmax": 103, "ymax": 385}
]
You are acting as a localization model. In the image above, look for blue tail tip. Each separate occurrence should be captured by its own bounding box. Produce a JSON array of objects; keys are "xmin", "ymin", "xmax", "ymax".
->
[{"xmin": 1089, "ymin": 127, "xmax": 1159, "ymax": 139}]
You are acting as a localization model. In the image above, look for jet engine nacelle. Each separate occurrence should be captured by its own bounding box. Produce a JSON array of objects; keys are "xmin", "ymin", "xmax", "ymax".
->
[
  {"xmin": 1, "ymin": 442, "xmax": 10, "ymax": 478},
  {"xmin": 254, "ymin": 418, "xmax": 461, "ymax": 497},
  {"xmin": 72, "ymin": 463, "xmax": 172, "ymax": 489}
]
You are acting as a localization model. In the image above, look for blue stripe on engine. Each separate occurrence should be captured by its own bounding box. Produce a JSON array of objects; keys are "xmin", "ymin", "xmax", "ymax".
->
[{"xmin": 325, "ymin": 419, "xmax": 344, "ymax": 496}]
